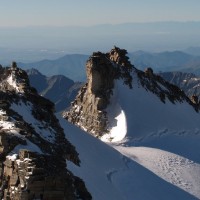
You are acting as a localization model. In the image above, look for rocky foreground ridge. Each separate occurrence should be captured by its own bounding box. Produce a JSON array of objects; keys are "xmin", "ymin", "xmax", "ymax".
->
[
  {"xmin": 0, "ymin": 63, "xmax": 91, "ymax": 199},
  {"xmin": 63, "ymin": 47, "xmax": 199, "ymax": 138}
]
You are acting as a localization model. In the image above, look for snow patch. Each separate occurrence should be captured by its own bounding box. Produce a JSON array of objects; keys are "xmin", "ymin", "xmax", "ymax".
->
[
  {"xmin": 101, "ymin": 84, "xmax": 127, "ymax": 142},
  {"xmin": 12, "ymin": 139, "xmax": 43, "ymax": 154},
  {"xmin": 59, "ymin": 115, "xmax": 197, "ymax": 200},
  {"xmin": 7, "ymin": 74, "xmax": 20, "ymax": 92},
  {"xmin": 0, "ymin": 109, "xmax": 6, "ymax": 115},
  {"xmin": 6, "ymin": 154, "xmax": 18, "ymax": 161},
  {"xmin": 101, "ymin": 109, "xmax": 127, "ymax": 142},
  {"xmin": 0, "ymin": 118, "xmax": 20, "ymax": 135},
  {"xmin": 11, "ymin": 101, "xmax": 56, "ymax": 143}
]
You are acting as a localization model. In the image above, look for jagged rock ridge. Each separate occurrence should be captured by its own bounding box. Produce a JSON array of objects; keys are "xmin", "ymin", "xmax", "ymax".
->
[
  {"xmin": 160, "ymin": 71, "xmax": 200, "ymax": 98},
  {"xmin": 63, "ymin": 47, "xmax": 198, "ymax": 138},
  {"xmin": 63, "ymin": 47, "xmax": 133, "ymax": 137},
  {"xmin": 0, "ymin": 62, "xmax": 91, "ymax": 199}
]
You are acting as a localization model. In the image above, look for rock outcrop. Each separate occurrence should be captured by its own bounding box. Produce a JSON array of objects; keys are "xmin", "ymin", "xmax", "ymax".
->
[
  {"xmin": 63, "ymin": 47, "xmax": 133, "ymax": 137},
  {"xmin": 0, "ymin": 63, "xmax": 91, "ymax": 199},
  {"xmin": 160, "ymin": 71, "xmax": 200, "ymax": 100},
  {"xmin": 64, "ymin": 47, "xmax": 198, "ymax": 138}
]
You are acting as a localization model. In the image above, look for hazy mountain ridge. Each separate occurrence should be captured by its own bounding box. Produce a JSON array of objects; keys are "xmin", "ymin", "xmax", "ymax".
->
[
  {"xmin": 128, "ymin": 50, "xmax": 200, "ymax": 71},
  {"xmin": 27, "ymin": 68, "xmax": 82, "ymax": 112},
  {"xmin": 13, "ymin": 49, "xmax": 200, "ymax": 82},
  {"xmin": 20, "ymin": 54, "xmax": 89, "ymax": 81},
  {"xmin": 1, "ymin": 21, "xmax": 200, "ymax": 52},
  {"xmin": 184, "ymin": 46, "xmax": 200, "ymax": 56}
]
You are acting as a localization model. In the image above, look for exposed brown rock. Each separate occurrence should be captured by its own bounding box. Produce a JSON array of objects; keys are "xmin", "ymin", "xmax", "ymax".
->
[
  {"xmin": 1, "ymin": 150, "xmax": 91, "ymax": 200},
  {"xmin": 63, "ymin": 47, "xmax": 133, "ymax": 137},
  {"xmin": 144, "ymin": 67, "xmax": 154, "ymax": 78},
  {"xmin": 191, "ymin": 95, "xmax": 199, "ymax": 104}
]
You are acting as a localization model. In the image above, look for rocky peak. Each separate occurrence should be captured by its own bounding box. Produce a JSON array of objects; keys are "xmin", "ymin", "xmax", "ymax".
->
[
  {"xmin": 0, "ymin": 64, "xmax": 91, "ymax": 199},
  {"xmin": 63, "ymin": 47, "xmax": 133, "ymax": 137},
  {"xmin": 108, "ymin": 46, "xmax": 131, "ymax": 66},
  {"xmin": 64, "ymin": 47, "xmax": 198, "ymax": 139},
  {"xmin": 86, "ymin": 47, "xmax": 133, "ymax": 96},
  {"xmin": 0, "ymin": 62, "xmax": 36, "ymax": 95},
  {"xmin": 86, "ymin": 51, "xmax": 115, "ymax": 96},
  {"xmin": 135, "ymin": 67, "xmax": 198, "ymax": 110}
]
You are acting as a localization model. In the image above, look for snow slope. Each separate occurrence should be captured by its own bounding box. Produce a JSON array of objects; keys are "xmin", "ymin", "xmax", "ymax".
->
[
  {"xmin": 63, "ymin": 68, "xmax": 200, "ymax": 199},
  {"xmin": 114, "ymin": 146, "xmax": 200, "ymax": 199},
  {"xmin": 103, "ymin": 74, "xmax": 200, "ymax": 142},
  {"xmin": 59, "ymin": 116, "xmax": 199, "ymax": 200},
  {"xmin": 11, "ymin": 101, "xmax": 56, "ymax": 143},
  {"xmin": 99, "ymin": 71, "xmax": 200, "ymax": 199}
]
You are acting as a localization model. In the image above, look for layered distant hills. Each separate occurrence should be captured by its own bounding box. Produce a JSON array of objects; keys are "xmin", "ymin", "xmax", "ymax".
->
[
  {"xmin": 0, "ymin": 21, "xmax": 200, "ymax": 54},
  {"xmin": 128, "ymin": 51, "xmax": 200, "ymax": 72},
  {"xmin": 15, "ymin": 50, "xmax": 200, "ymax": 81},
  {"xmin": 20, "ymin": 54, "xmax": 89, "ymax": 81},
  {"xmin": 27, "ymin": 68, "xmax": 83, "ymax": 112}
]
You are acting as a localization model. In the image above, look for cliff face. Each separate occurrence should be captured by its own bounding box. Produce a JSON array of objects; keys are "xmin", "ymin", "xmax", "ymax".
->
[
  {"xmin": 0, "ymin": 63, "xmax": 91, "ymax": 199},
  {"xmin": 63, "ymin": 47, "xmax": 198, "ymax": 139},
  {"xmin": 63, "ymin": 47, "xmax": 133, "ymax": 137}
]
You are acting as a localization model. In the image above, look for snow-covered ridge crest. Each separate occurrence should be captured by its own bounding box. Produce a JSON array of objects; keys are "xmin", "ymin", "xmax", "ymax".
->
[
  {"xmin": 64, "ymin": 47, "xmax": 199, "ymax": 141},
  {"xmin": 1, "ymin": 62, "xmax": 36, "ymax": 94},
  {"xmin": 7, "ymin": 73, "xmax": 21, "ymax": 92},
  {"xmin": 63, "ymin": 47, "xmax": 133, "ymax": 137},
  {"xmin": 62, "ymin": 47, "xmax": 200, "ymax": 199}
]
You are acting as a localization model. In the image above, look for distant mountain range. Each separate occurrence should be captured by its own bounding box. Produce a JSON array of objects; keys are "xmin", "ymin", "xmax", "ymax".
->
[
  {"xmin": 20, "ymin": 54, "xmax": 89, "ymax": 81},
  {"xmin": 16, "ymin": 50, "xmax": 200, "ymax": 81},
  {"xmin": 0, "ymin": 21, "xmax": 200, "ymax": 53},
  {"xmin": 27, "ymin": 68, "xmax": 83, "ymax": 112},
  {"xmin": 128, "ymin": 51, "xmax": 200, "ymax": 72},
  {"xmin": 183, "ymin": 46, "xmax": 200, "ymax": 56}
]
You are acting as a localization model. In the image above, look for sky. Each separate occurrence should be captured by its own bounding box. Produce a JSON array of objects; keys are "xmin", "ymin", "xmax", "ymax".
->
[
  {"xmin": 0, "ymin": 0, "xmax": 200, "ymax": 59},
  {"xmin": 0, "ymin": 0, "xmax": 200, "ymax": 27}
]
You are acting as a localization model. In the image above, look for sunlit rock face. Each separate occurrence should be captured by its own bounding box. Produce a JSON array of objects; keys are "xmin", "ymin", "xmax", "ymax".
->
[
  {"xmin": 63, "ymin": 47, "xmax": 133, "ymax": 137},
  {"xmin": 64, "ymin": 47, "xmax": 198, "ymax": 140}
]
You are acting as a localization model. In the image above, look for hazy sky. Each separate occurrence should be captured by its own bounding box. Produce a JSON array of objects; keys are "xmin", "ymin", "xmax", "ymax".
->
[{"xmin": 0, "ymin": 0, "xmax": 200, "ymax": 27}]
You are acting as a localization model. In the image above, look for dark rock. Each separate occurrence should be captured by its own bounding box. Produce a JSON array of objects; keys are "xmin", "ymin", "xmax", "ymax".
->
[
  {"xmin": 63, "ymin": 46, "xmax": 133, "ymax": 137},
  {"xmin": 64, "ymin": 47, "xmax": 198, "ymax": 139},
  {"xmin": 0, "ymin": 64, "xmax": 92, "ymax": 199}
]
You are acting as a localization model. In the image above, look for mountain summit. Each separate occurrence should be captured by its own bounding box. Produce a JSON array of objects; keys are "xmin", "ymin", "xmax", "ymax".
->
[
  {"xmin": 64, "ymin": 47, "xmax": 199, "ymax": 140},
  {"xmin": 0, "ymin": 63, "xmax": 91, "ymax": 199},
  {"xmin": 63, "ymin": 47, "xmax": 200, "ymax": 199}
]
